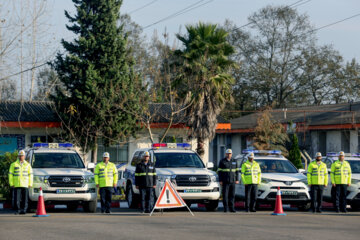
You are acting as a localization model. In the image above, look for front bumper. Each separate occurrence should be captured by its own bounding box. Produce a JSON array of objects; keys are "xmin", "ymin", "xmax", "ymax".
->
[{"xmin": 29, "ymin": 183, "xmax": 97, "ymax": 202}]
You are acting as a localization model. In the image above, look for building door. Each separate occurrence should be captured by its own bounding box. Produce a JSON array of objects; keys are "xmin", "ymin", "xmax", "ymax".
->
[{"xmin": 319, "ymin": 132, "xmax": 326, "ymax": 155}]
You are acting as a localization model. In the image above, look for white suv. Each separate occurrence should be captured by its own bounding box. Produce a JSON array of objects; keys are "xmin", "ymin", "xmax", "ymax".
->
[
  {"xmin": 26, "ymin": 143, "xmax": 97, "ymax": 212},
  {"xmin": 235, "ymin": 150, "xmax": 310, "ymax": 210},
  {"xmin": 124, "ymin": 143, "xmax": 220, "ymax": 211},
  {"xmin": 322, "ymin": 153, "xmax": 360, "ymax": 210}
]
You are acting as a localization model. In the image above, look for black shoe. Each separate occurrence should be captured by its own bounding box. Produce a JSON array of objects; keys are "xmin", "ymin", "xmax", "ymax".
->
[
  {"xmin": 335, "ymin": 208, "xmax": 340, "ymax": 213},
  {"xmin": 19, "ymin": 211, "xmax": 26, "ymax": 215},
  {"xmin": 341, "ymin": 209, "xmax": 347, "ymax": 213},
  {"xmin": 250, "ymin": 209, "xmax": 256, "ymax": 212},
  {"xmin": 14, "ymin": 212, "xmax": 19, "ymax": 215},
  {"xmin": 144, "ymin": 210, "xmax": 150, "ymax": 213},
  {"xmin": 316, "ymin": 209, "xmax": 322, "ymax": 213},
  {"xmin": 105, "ymin": 210, "xmax": 111, "ymax": 214},
  {"xmin": 230, "ymin": 209, "xmax": 236, "ymax": 213},
  {"xmin": 311, "ymin": 209, "xmax": 316, "ymax": 213},
  {"xmin": 245, "ymin": 209, "xmax": 250, "ymax": 213},
  {"xmin": 223, "ymin": 208, "xmax": 228, "ymax": 213}
]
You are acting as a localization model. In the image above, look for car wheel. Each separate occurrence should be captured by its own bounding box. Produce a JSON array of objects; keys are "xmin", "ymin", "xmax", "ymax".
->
[
  {"xmin": 298, "ymin": 203, "xmax": 311, "ymax": 211},
  {"xmin": 205, "ymin": 200, "xmax": 219, "ymax": 211},
  {"xmin": 351, "ymin": 203, "xmax": 360, "ymax": 211},
  {"xmin": 126, "ymin": 184, "xmax": 139, "ymax": 209},
  {"xmin": 83, "ymin": 200, "xmax": 97, "ymax": 213}
]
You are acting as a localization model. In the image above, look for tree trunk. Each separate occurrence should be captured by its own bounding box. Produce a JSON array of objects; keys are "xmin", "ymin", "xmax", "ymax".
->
[
  {"xmin": 91, "ymin": 141, "xmax": 98, "ymax": 163},
  {"xmin": 196, "ymin": 137, "xmax": 205, "ymax": 159}
]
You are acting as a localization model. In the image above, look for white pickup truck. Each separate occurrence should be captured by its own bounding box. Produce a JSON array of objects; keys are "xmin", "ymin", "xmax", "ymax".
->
[
  {"xmin": 26, "ymin": 143, "xmax": 97, "ymax": 212},
  {"xmin": 124, "ymin": 143, "xmax": 220, "ymax": 211}
]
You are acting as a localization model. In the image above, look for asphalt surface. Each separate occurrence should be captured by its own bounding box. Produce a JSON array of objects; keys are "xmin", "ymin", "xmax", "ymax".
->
[{"xmin": 0, "ymin": 206, "xmax": 359, "ymax": 240}]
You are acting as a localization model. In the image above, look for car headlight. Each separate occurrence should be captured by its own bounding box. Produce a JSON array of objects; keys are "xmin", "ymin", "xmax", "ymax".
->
[
  {"xmin": 299, "ymin": 179, "xmax": 308, "ymax": 185},
  {"xmin": 33, "ymin": 175, "xmax": 45, "ymax": 183},
  {"xmin": 85, "ymin": 175, "xmax": 95, "ymax": 183},
  {"xmin": 261, "ymin": 178, "xmax": 271, "ymax": 183},
  {"xmin": 210, "ymin": 175, "xmax": 218, "ymax": 182},
  {"xmin": 158, "ymin": 175, "xmax": 175, "ymax": 182},
  {"xmin": 352, "ymin": 179, "xmax": 360, "ymax": 184}
]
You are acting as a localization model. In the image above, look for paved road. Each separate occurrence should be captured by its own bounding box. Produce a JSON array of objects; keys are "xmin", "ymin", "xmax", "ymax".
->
[{"xmin": 0, "ymin": 207, "xmax": 359, "ymax": 240}]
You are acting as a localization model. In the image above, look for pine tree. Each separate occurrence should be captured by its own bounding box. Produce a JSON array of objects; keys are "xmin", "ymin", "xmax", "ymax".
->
[
  {"xmin": 288, "ymin": 134, "xmax": 303, "ymax": 169},
  {"xmin": 51, "ymin": 0, "xmax": 144, "ymax": 162}
]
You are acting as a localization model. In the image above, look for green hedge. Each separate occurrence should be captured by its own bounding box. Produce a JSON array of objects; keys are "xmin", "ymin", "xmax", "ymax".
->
[{"xmin": 0, "ymin": 152, "xmax": 18, "ymax": 200}]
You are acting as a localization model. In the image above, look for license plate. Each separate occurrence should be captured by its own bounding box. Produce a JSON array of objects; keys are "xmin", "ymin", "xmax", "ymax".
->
[
  {"xmin": 184, "ymin": 189, "xmax": 202, "ymax": 193},
  {"xmin": 56, "ymin": 189, "xmax": 76, "ymax": 194},
  {"xmin": 282, "ymin": 191, "xmax": 298, "ymax": 195}
]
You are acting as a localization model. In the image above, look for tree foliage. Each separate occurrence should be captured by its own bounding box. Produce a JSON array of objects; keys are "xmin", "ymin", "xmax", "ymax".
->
[
  {"xmin": 288, "ymin": 134, "xmax": 303, "ymax": 169},
  {"xmin": 253, "ymin": 108, "xmax": 289, "ymax": 154},
  {"xmin": 51, "ymin": 0, "xmax": 144, "ymax": 161},
  {"xmin": 173, "ymin": 22, "xmax": 235, "ymax": 157}
]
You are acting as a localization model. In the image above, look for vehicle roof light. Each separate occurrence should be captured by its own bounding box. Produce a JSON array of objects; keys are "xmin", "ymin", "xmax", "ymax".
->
[
  {"xmin": 152, "ymin": 143, "xmax": 191, "ymax": 149},
  {"xmin": 352, "ymin": 153, "xmax": 360, "ymax": 157},
  {"xmin": 152, "ymin": 143, "xmax": 167, "ymax": 149},
  {"xmin": 326, "ymin": 152, "xmax": 338, "ymax": 157},
  {"xmin": 177, "ymin": 143, "xmax": 191, "ymax": 149},
  {"xmin": 242, "ymin": 149, "xmax": 281, "ymax": 155},
  {"xmin": 33, "ymin": 143, "xmax": 73, "ymax": 149}
]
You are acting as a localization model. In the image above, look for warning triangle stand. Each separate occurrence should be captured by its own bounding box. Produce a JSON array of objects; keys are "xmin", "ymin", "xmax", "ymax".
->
[{"xmin": 150, "ymin": 179, "xmax": 194, "ymax": 216}]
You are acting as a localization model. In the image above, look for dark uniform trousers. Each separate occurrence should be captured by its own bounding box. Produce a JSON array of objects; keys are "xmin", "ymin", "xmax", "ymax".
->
[
  {"xmin": 14, "ymin": 187, "xmax": 29, "ymax": 213},
  {"xmin": 222, "ymin": 183, "xmax": 236, "ymax": 211},
  {"xmin": 99, "ymin": 187, "xmax": 113, "ymax": 212},
  {"xmin": 140, "ymin": 187, "xmax": 154, "ymax": 212},
  {"xmin": 245, "ymin": 184, "xmax": 258, "ymax": 211},
  {"xmin": 310, "ymin": 185, "xmax": 324, "ymax": 211},
  {"xmin": 335, "ymin": 184, "xmax": 348, "ymax": 211}
]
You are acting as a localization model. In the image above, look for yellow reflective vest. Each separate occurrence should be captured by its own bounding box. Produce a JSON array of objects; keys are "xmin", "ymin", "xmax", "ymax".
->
[
  {"xmin": 330, "ymin": 160, "xmax": 352, "ymax": 185},
  {"xmin": 94, "ymin": 161, "xmax": 118, "ymax": 188},
  {"xmin": 307, "ymin": 161, "xmax": 328, "ymax": 185},
  {"xmin": 241, "ymin": 160, "xmax": 261, "ymax": 185},
  {"xmin": 8, "ymin": 160, "xmax": 33, "ymax": 188}
]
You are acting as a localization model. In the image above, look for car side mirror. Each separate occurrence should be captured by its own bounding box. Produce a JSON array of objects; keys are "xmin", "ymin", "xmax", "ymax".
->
[
  {"xmin": 206, "ymin": 162, "xmax": 214, "ymax": 169},
  {"xmin": 87, "ymin": 162, "xmax": 95, "ymax": 169},
  {"xmin": 298, "ymin": 169, "xmax": 305, "ymax": 173}
]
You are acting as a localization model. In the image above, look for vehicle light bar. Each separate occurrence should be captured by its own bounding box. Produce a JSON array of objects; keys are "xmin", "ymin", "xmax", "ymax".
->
[
  {"xmin": 326, "ymin": 152, "xmax": 338, "ymax": 157},
  {"xmin": 33, "ymin": 143, "xmax": 74, "ymax": 148},
  {"xmin": 242, "ymin": 149, "xmax": 282, "ymax": 155},
  {"xmin": 151, "ymin": 143, "xmax": 191, "ymax": 149},
  {"xmin": 352, "ymin": 153, "xmax": 360, "ymax": 157}
]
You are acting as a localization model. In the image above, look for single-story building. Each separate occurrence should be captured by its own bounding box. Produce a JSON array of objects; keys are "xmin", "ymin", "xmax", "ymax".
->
[
  {"xmin": 0, "ymin": 101, "xmax": 230, "ymax": 164},
  {"xmin": 210, "ymin": 102, "xmax": 360, "ymax": 166}
]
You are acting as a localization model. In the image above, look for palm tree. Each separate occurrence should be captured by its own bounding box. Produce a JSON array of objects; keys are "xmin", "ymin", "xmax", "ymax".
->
[{"xmin": 173, "ymin": 22, "xmax": 235, "ymax": 158}]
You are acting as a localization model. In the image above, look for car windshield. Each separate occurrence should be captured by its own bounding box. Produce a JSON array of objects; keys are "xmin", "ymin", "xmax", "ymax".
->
[
  {"xmin": 32, "ymin": 152, "xmax": 85, "ymax": 168},
  {"xmin": 254, "ymin": 159, "xmax": 298, "ymax": 173},
  {"xmin": 154, "ymin": 152, "xmax": 205, "ymax": 168},
  {"xmin": 349, "ymin": 160, "xmax": 360, "ymax": 173}
]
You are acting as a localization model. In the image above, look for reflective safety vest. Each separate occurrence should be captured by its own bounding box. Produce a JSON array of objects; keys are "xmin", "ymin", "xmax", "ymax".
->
[
  {"xmin": 94, "ymin": 162, "xmax": 118, "ymax": 188},
  {"xmin": 8, "ymin": 160, "xmax": 33, "ymax": 188},
  {"xmin": 241, "ymin": 160, "xmax": 261, "ymax": 185},
  {"xmin": 307, "ymin": 161, "xmax": 328, "ymax": 185},
  {"xmin": 330, "ymin": 160, "xmax": 352, "ymax": 185}
]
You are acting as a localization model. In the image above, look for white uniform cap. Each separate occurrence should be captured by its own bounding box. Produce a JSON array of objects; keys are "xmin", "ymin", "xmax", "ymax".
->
[
  {"xmin": 339, "ymin": 151, "xmax": 345, "ymax": 156},
  {"xmin": 225, "ymin": 149, "xmax": 232, "ymax": 154},
  {"xmin": 316, "ymin": 152, "xmax": 322, "ymax": 157},
  {"xmin": 144, "ymin": 151, "xmax": 150, "ymax": 157},
  {"xmin": 18, "ymin": 150, "xmax": 26, "ymax": 156},
  {"xmin": 103, "ymin": 152, "xmax": 110, "ymax": 158},
  {"xmin": 248, "ymin": 152, "xmax": 255, "ymax": 159}
]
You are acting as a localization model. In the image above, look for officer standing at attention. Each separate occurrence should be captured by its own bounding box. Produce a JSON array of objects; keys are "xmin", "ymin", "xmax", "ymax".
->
[
  {"xmin": 330, "ymin": 151, "xmax": 352, "ymax": 213},
  {"xmin": 241, "ymin": 152, "xmax": 261, "ymax": 212},
  {"xmin": 218, "ymin": 149, "xmax": 239, "ymax": 213},
  {"xmin": 307, "ymin": 152, "xmax": 328, "ymax": 213},
  {"xmin": 94, "ymin": 152, "xmax": 118, "ymax": 214},
  {"xmin": 8, "ymin": 150, "xmax": 33, "ymax": 215},
  {"xmin": 135, "ymin": 151, "xmax": 157, "ymax": 213}
]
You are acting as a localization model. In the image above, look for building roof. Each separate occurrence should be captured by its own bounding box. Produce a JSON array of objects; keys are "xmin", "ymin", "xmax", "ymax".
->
[
  {"xmin": 230, "ymin": 102, "xmax": 360, "ymax": 130},
  {"xmin": 0, "ymin": 101, "xmax": 59, "ymax": 122}
]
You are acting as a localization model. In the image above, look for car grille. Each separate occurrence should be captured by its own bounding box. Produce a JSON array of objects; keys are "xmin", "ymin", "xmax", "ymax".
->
[
  {"xmin": 267, "ymin": 192, "xmax": 309, "ymax": 200},
  {"xmin": 175, "ymin": 175, "xmax": 210, "ymax": 187},
  {"xmin": 48, "ymin": 175, "xmax": 84, "ymax": 187}
]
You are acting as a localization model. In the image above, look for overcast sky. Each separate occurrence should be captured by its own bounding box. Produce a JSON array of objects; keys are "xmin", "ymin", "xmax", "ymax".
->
[{"xmin": 50, "ymin": 0, "xmax": 360, "ymax": 62}]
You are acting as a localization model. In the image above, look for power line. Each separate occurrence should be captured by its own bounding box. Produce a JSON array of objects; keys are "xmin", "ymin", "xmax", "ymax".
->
[
  {"xmin": 128, "ymin": 0, "xmax": 158, "ymax": 15},
  {"xmin": 0, "ymin": 62, "xmax": 48, "ymax": 82},
  {"xmin": 310, "ymin": 12, "xmax": 360, "ymax": 33},
  {"xmin": 143, "ymin": 0, "xmax": 214, "ymax": 29}
]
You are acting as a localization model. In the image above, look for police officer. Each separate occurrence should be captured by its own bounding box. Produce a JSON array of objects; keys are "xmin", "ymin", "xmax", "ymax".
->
[
  {"xmin": 8, "ymin": 150, "xmax": 33, "ymax": 215},
  {"xmin": 241, "ymin": 152, "xmax": 261, "ymax": 212},
  {"xmin": 218, "ymin": 149, "xmax": 239, "ymax": 213},
  {"xmin": 307, "ymin": 152, "xmax": 328, "ymax": 213},
  {"xmin": 330, "ymin": 151, "xmax": 352, "ymax": 213},
  {"xmin": 94, "ymin": 152, "xmax": 118, "ymax": 214},
  {"xmin": 135, "ymin": 151, "xmax": 157, "ymax": 213}
]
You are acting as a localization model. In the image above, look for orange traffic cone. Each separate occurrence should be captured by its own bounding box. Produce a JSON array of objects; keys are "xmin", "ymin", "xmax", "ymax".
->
[
  {"xmin": 33, "ymin": 187, "xmax": 50, "ymax": 217},
  {"xmin": 271, "ymin": 187, "xmax": 286, "ymax": 216}
]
